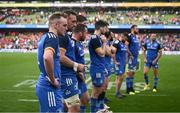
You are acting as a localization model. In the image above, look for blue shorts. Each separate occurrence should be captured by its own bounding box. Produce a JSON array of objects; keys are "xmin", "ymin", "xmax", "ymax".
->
[
  {"xmin": 145, "ymin": 61, "xmax": 159, "ymax": 69},
  {"xmin": 36, "ymin": 85, "xmax": 63, "ymax": 113},
  {"xmin": 60, "ymin": 75, "xmax": 79, "ymax": 99},
  {"xmin": 90, "ymin": 67, "xmax": 105, "ymax": 87},
  {"xmin": 128, "ymin": 57, "xmax": 138, "ymax": 71},
  {"xmin": 104, "ymin": 67, "xmax": 112, "ymax": 77},
  {"xmin": 115, "ymin": 63, "xmax": 126, "ymax": 76},
  {"xmin": 78, "ymin": 80, "xmax": 88, "ymax": 98}
]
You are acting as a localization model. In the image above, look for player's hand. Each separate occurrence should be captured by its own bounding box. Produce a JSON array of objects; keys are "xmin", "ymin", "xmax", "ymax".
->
[
  {"xmin": 114, "ymin": 61, "xmax": 120, "ymax": 66},
  {"xmin": 130, "ymin": 55, "xmax": 134, "ymax": 60},
  {"xmin": 51, "ymin": 78, "xmax": 60, "ymax": 88},
  {"xmin": 152, "ymin": 59, "xmax": 157, "ymax": 64},
  {"xmin": 77, "ymin": 63, "xmax": 86, "ymax": 72},
  {"xmin": 77, "ymin": 72, "xmax": 85, "ymax": 82},
  {"xmin": 144, "ymin": 58, "xmax": 147, "ymax": 63},
  {"xmin": 101, "ymin": 35, "xmax": 107, "ymax": 44}
]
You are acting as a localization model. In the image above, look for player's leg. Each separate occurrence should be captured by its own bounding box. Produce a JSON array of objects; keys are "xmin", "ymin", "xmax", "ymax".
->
[
  {"xmin": 103, "ymin": 70, "xmax": 111, "ymax": 103},
  {"xmin": 153, "ymin": 63, "xmax": 159, "ymax": 92},
  {"xmin": 126, "ymin": 58, "xmax": 136, "ymax": 94},
  {"xmin": 79, "ymin": 81, "xmax": 89, "ymax": 113},
  {"xmin": 80, "ymin": 91, "xmax": 89, "ymax": 113},
  {"xmin": 90, "ymin": 71, "xmax": 105, "ymax": 112},
  {"xmin": 36, "ymin": 85, "xmax": 63, "ymax": 113},
  {"xmin": 90, "ymin": 85, "xmax": 104, "ymax": 112},
  {"xmin": 143, "ymin": 62, "xmax": 151, "ymax": 90},
  {"xmin": 116, "ymin": 74, "xmax": 125, "ymax": 98},
  {"xmin": 115, "ymin": 64, "xmax": 126, "ymax": 98}
]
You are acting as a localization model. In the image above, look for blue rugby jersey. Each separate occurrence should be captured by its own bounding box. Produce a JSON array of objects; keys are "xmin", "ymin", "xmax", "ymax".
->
[{"xmin": 37, "ymin": 32, "xmax": 60, "ymax": 87}]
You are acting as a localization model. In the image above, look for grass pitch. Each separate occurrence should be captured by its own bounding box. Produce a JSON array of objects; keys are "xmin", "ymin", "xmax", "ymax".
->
[{"xmin": 0, "ymin": 52, "xmax": 180, "ymax": 112}]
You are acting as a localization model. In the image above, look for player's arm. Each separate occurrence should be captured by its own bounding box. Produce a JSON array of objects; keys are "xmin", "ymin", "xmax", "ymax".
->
[
  {"xmin": 94, "ymin": 35, "xmax": 107, "ymax": 57},
  {"xmin": 105, "ymin": 44, "xmax": 112, "ymax": 56},
  {"xmin": 44, "ymin": 37, "xmax": 59, "ymax": 87},
  {"xmin": 125, "ymin": 36, "xmax": 134, "ymax": 59},
  {"xmin": 153, "ymin": 44, "xmax": 163, "ymax": 64},
  {"xmin": 142, "ymin": 43, "xmax": 147, "ymax": 63},
  {"xmin": 111, "ymin": 40, "xmax": 119, "ymax": 65},
  {"xmin": 59, "ymin": 36, "xmax": 85, "ymax": 72}
]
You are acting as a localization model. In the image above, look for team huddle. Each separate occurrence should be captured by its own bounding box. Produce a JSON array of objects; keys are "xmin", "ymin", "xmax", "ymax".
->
[{"xmin": 36, "ymin": 11, "xmax": 162, "ymax": 113}]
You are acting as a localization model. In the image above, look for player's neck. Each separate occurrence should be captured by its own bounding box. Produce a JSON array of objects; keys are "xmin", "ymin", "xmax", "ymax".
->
[
  {"xmin": 49, "ymin": 28, "xmax": 58, "ymax": 36},
  {"xmin": 94, "ymin": 30, "xmax": 101, "ymax": 36},
  {"xmin": 71, "ymin": 34, "xmax": 78, "ymax": 41}
]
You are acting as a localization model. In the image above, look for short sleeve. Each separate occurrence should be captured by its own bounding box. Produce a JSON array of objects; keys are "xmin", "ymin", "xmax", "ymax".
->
[
  {"xmin": 59, "ymin": 34, "xmax": 68, "ymax": 50},
  {"xmin": 44, "ymin": 33, "xmax": 58, "ymax": 51},
  {"xmin": 91, "ymin": 37, "xmax": 101, "ymax": 50},
  {"xmin": 113, "ymin": 40, "xmax": 119, "ymax": 49}
]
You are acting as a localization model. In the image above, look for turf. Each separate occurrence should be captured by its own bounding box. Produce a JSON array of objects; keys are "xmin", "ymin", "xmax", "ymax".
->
[{"xmin": 0, "ymin": 52, "xmax": 180, "ymax": 112}]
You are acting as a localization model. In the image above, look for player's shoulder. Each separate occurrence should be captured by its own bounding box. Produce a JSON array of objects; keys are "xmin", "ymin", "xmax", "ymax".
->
[
  {"xmin": 46, "ymin": 32, "xmax": 57, "ymax": 39},
  {"xmin": 114, "ymin": 39, "xmax": 120, "ymax": 44},
  {"xmin": 90, "ymin": 34, "xmax": 98, "ymax": 39}
]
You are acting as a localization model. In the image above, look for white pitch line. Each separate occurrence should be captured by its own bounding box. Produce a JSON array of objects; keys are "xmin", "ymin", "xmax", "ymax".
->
[
  {"xmin": 18, "ymin": 99, "xmax": 38, "ymax": 102},
  {"xmin": 107, "ymin": 92, "xmax": 168, "ymax": 97}
]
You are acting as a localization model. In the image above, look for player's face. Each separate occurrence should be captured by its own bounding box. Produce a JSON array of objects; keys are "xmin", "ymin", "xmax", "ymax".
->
[
  {"xmin": 79, "ymin": 29, "xmax": 88, "ymax": 41},
  {"xmin": 101, "ymin": 26, "xmax": 108, "ymax": 34},
  {"xmin": 67, "ymin": 14, "xmax": 77, "ymax": 31},
  {"xmin": 57, "ymin": 17, "xmax": 67, "ymax": 36},
  {"xmin": 150, "ymin": 34, "xmax": 156, "ymax": 41},
  {"xmin": 133, "ymin": 27, "xmax": 139, "ymax": 34}
]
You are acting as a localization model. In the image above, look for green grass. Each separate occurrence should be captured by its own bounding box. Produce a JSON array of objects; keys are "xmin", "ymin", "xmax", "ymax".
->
[{"xmin": 0, "ymin": 52, "xmax": 180, "ymax": 112}]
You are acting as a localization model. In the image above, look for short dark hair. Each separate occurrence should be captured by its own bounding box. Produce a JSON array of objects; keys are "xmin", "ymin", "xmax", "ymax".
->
[
  {"xmin": 95, "ymin": 20, "xmax": 109, "ymax": 30},
  {"xmin": 131, "ymin": 24, "xmax": 137, "ymax": 29},
  {"xmin": 48, "ymin": 13, "xmax": 66, "ymax": 26},
  {"xmin": 63, "ymin": 10, "xmax": 77, "ymax": 17},
  {"xmin": 77, "ymin": 15, "xmax": 87, "ymax": 23},
  {"xmin": 73, "ymin": 24, "xmax": 87, "ymax": 34}
]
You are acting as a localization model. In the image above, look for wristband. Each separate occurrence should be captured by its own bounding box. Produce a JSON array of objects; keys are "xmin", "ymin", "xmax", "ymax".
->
[{"xmin": 73, "ymin": 62, "xmax": 78, "ymax": 72}]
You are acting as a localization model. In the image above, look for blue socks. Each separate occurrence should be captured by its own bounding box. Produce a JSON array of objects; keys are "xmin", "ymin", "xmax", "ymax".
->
[
  {"xmin": 130, "ymin": 76, "xmax": 134, "ymax": 88},
  {"xmin": 154, "ymin": 76, "xmax": 158, "ymax": 88},
  {"xmin": 144, "ymin": 74, "xmax": 149, "ymax": 85},
  {"xmin": 90, "ymin": 98, "xmax": 97, "ymax": 112},
  {"xmin": 126, "ymin": 77, "xmax": 131, "ymax": 89},
  {"xmin": 80, "ymin": 105, "xmax": 86, "ymax": 113}
]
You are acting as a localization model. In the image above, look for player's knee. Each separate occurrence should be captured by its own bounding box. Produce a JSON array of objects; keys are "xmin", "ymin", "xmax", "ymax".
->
[{"xmin": 98, "ymin": 92, "xmax": 105, "ymax": 100}]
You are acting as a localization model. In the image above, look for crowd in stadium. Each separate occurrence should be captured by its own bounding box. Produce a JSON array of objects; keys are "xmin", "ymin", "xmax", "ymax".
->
[
  {"xmin": 0, "ymin": 8, "xmax": 179, "ymax": 25},
  {"xmin": 0, "ymin": 31, "xmax": 179, "ymax": 51}
]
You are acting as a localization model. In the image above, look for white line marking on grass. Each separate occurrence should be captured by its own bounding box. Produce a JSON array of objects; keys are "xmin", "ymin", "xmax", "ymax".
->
[
  {"xmin": 13, "ymin": 79, "xmax": 36, "ymax": 88},
  {"xmin": 18, "ymin": 99, "xmax": 38, "ymax": 102},
  {"xmin": 107, "ymin": 92, "xmax": 168, "ymax": 97}
]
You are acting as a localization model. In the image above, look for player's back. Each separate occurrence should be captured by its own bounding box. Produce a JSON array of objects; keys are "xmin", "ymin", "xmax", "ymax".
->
[
  {"xmin": 88, "ymin": 34, "xmax": 105, "ymax": 70},
  {"xmin": 75, "ymin": 41, "xmax": 85, "ymax": 64},
  {"xmin": 114, "ymin": 40, "xmax": 127, "ymax": 64},
  {"xmin": 37, "ymin": 32, "xmax": 60, "ymax": 87},
  {"xmin": 104, "ymin": 40, "xmax": 112, "ymax": 69}
]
